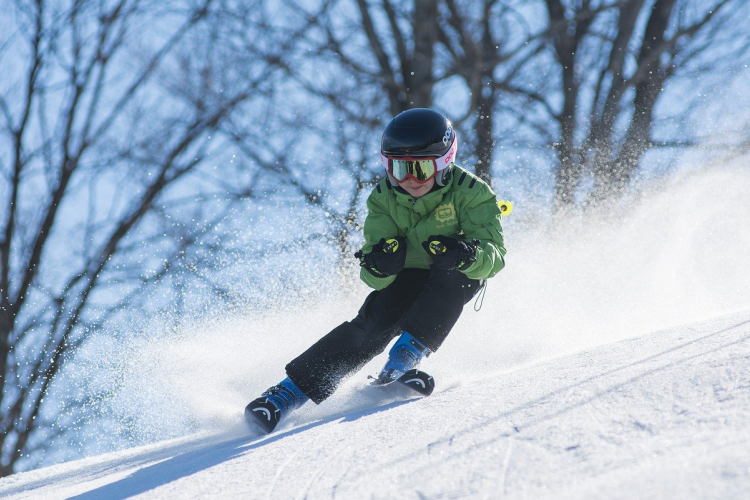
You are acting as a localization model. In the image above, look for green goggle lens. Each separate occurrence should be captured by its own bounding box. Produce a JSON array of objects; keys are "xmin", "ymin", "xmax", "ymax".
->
[{"xmin": 390, "ymin": 159, "xmax": 437, "ymax": 182}]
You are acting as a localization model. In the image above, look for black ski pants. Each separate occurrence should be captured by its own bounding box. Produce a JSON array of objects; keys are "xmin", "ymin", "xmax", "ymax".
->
[{"xmin": 286, "ymin": 267, "xmax": 483, "ymax": 403}]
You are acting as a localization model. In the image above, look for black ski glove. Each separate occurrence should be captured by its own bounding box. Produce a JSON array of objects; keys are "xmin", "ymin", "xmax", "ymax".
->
[
  {"xmin": 422, "ymin": 235, "xmax": 478, "ymax": 271},
  {"xmin": 354, "ymin": 236, "xmax": 407, "ymax": 277}
]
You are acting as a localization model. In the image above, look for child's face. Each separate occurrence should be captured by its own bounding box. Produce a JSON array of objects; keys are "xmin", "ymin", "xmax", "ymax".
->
[{"xmin": 398, "ymin": 176, "xmax": 435, "ymax": 198}]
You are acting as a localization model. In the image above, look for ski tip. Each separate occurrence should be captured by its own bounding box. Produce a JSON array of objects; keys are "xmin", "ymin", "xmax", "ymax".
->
[
  {"xmin": 397, "ymin": 369, "xmax": 435, "ymax": 396},
  {"xmin": 244, "ymin": 400, "xmax": 279, "ymax": 434}
]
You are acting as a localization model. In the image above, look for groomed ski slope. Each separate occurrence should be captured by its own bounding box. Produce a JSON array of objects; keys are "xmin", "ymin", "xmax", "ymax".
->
[{"xmin": 1, "ymin": 309, "xmax": 749, "ymax": 500}]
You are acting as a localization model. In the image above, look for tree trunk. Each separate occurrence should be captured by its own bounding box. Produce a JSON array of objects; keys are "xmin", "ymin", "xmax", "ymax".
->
[
  {"xmin": 408, "ymin": 0, "xmax": 437, "ymax": 108},
  {"xmin": 593, "ymin": 0, "xmax": 676, "ymax": 199},
  {"xmin": 546, "ymin": 0, "xmax": 590, "ymax": 210}
]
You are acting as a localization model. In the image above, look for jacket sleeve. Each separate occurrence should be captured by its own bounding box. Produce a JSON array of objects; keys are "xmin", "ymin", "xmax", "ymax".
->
[
  {"xmin": 358, "ymin": 190, "xmax": 399, "ymax": 290},
  {"xmin": 459, "ymin": 186, "xmax": 506, "ymax": 280}
]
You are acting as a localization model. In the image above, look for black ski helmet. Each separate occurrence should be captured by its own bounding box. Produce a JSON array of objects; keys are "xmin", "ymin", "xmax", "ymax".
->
[{"xmin": 380, "ymin": 108, "xmax": 458, "ymax": 186}]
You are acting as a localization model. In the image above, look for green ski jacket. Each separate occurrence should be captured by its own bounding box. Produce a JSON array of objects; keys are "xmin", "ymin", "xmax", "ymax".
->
[{"xmin": 359, "ymin": 165, "xmax": 506, "ymax": 290}]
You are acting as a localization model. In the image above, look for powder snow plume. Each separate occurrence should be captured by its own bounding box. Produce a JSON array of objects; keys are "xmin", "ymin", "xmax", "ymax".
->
[{"xmin": 98, "ymin": 163, "xmax": 750, "ymax": 447}]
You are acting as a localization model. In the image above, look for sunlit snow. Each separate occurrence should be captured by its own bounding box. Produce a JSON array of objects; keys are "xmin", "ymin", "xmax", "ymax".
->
[{"xmin": 1, "ymin": 166, "xmax": 749, "ymax": 499}]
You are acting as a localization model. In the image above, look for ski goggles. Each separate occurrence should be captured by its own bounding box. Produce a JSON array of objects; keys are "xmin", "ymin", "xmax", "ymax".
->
[
  {"xmin": 387, "ymin": 158, "xmax": 439, "ymax": 183},
  {"xmin": 381, "ymin": 137, "xmax": 458, "ymax": 184}
]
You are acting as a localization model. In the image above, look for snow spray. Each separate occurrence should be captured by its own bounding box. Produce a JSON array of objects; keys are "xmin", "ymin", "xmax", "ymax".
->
[{"xmin": 85, "ymin": 164, "xmax": 750, "ymax": 449}]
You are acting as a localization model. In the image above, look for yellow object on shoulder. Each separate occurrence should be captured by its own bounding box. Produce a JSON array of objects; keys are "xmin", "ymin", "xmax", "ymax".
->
[{"xmin": 498, "ymin": 200, "xmax": 513, "ymax": 216}]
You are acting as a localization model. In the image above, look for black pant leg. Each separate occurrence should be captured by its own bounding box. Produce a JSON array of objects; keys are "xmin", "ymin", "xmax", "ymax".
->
[
  {"xmin": 400, "ymin": 268, "xmax": 483, "ymax": 352},
  {"xmin": 285, "ymin": 269, "xmax": 430, "ymax": 403}
]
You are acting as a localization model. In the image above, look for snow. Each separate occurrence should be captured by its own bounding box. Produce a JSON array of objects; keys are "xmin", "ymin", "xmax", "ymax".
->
[
  {"xmin": 2, "ymin": 165, "xmax": 750, "ymax": 498},
  {"xmin": 2, "ymin": 309, "xmax": 749, "ymax": 499}
]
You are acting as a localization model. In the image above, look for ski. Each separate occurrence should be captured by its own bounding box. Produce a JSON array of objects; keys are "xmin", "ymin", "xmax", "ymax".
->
[
  {"xmin": 369, "ymin": 368, "xmax": 435, "ymax": 397},
  {"xmin": 244, "ymin": 398, "xmax": 281, "ymax": 434},
  {"xmin": 395, "ymin": 369, "xmax": 435, "ymax": 396}
]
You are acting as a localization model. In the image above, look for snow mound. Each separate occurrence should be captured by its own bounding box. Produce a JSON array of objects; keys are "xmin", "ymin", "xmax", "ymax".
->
[{"xmin": 2, "ymin": 310, "xmax": 749, "ymax": 499}]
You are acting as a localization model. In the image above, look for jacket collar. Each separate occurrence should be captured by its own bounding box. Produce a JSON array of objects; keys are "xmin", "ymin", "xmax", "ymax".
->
[{"xmin": 393, "ymin": 181, "xmax": 450, "ymax": 215}]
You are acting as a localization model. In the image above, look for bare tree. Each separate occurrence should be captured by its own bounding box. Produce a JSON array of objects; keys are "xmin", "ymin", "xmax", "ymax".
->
[
  {"xmin": 202, "ymin": 0, "xmax": 443, "ymax": 273},
  {"xmin": 218, "ymin": 0, "xmax": 750, "ymax": 225},
  {"xmin": 0, "ymin": 0, "xmax": 275, "ymax": 475},
  {"xmin": 254, "ymin": 0, "xmax": 528, "ymax": 191},
  {"xmin": 437, "ymin": 0, "xmax": 538, "ymax": 184},
  {"xmin": 347, "ymin": 0, "xmax": 439, "ymax": 114},
  {"xmin": 527, "ymin": 0, "xmax": 750, "ymax": 208}
]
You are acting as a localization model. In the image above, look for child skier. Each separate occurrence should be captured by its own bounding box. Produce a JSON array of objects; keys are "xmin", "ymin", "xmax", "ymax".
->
[{"xmin": 245, "ymin": 108, "xmax": 506, "ymax": 433}]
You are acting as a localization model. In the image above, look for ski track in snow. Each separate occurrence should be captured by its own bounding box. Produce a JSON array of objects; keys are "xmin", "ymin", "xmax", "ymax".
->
[{"xmin": 1, "ymin": 309, "xmax": 749, "ymax": 499}]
